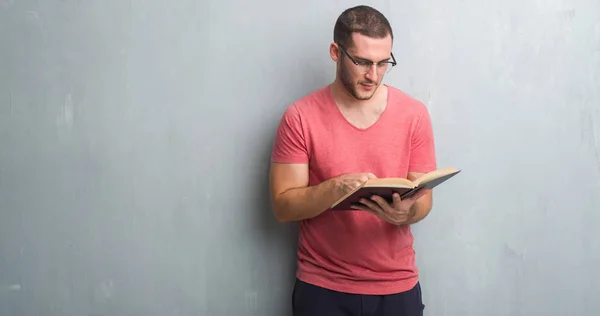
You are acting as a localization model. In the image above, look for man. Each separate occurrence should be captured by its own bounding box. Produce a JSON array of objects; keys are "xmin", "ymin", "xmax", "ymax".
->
[{"xmin": 269, "ymin": 5, "xmax": 437, "ymax": 316}]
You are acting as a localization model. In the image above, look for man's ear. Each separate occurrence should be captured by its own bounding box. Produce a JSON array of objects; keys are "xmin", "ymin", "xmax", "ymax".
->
[{"xmin": 329, "ymin": 42, "xmax": 341, "ymax": 62}]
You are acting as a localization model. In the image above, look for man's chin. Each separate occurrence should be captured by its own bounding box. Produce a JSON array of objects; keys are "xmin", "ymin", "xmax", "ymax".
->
[
  {"xmin": 354, "ymin": 84, "xmax": 378, "ymax": 100},
  {"xmin": 354, "ymin": 94, "xmax": 373, "ymax": 100}
]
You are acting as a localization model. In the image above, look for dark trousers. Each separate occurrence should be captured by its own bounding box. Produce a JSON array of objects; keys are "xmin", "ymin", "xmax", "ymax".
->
[{"xmin": 292, "ymin": 278, "xmax": 425, "ymax": 316}]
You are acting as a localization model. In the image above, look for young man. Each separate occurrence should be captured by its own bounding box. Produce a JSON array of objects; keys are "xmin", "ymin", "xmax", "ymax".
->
[{"xmin": 269, "ymin": 5, "xmax": 437, "ymax": 316}]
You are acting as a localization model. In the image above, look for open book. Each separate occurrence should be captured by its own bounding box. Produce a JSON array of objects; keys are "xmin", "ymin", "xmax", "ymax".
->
[{"xmin": 330, "ymin": 167, "xmax": 461, "ymax": 211}]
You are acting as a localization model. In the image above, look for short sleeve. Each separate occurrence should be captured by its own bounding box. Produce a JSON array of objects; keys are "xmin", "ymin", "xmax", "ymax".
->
[
  {"xmin": 408, "ymin": 107, "xmax": 437, "ymax": 173},
  {"xmin": 271, "ymin": 105, "xmax": 309, "ymax": 164}
]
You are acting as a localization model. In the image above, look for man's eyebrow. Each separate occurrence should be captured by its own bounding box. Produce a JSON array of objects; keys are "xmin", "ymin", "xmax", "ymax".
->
[{"xmin": 354, "ymin": 55, "xmax": 392, "ymax": 63}]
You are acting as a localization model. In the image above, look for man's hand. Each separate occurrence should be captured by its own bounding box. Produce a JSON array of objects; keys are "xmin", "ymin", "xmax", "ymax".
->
[
  {"xmin": 350, "ymin": 188, "xmax": 431, "ymax": 225},
  {"xmin": 334, "ymin": 172, "xmax": 377, "ymax": 195}
]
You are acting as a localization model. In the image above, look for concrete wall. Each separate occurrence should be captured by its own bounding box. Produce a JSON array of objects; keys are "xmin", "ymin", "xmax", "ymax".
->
[{"xmin": 1, "ymin": 0, "xmax": 599, "ymax": 315}]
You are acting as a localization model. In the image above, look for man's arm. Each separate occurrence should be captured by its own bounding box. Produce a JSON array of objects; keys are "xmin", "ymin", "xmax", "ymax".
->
[
  {"xmin": 269, "ymin": 162, "xmax": 339, "ymax": 222},
  {"xmin": 269, "ymin": 163, "xmax": 376, "ymax": 222},
  {"xmin": 404, "ymin": 171, "xmax": 433, "ymax": 225},
  {"xmin": 269, "ymin": 103, "xmax": 376, "ymax": 222},
  {"xmin": 268, "ymin": 104, "xmax": 338, "ymax": 222},
  {"xmin": 404, "ymin": 104, "xmax": 437, "ymax": 225}
]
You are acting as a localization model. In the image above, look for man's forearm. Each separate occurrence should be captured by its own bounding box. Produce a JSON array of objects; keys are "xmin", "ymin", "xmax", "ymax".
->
[
  {"xmin": 272, "ymin": 179, "xmax": 341, "ymax": 222},
  {"xmin": 405, "ymin": 196, "xmax": 432, "ymax": 225}
]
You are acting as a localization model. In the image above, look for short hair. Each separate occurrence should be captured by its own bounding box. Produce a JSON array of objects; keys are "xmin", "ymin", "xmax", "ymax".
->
[{"xmin": 333, "ymin": 5, "xmax": 394, "ymax": 48}]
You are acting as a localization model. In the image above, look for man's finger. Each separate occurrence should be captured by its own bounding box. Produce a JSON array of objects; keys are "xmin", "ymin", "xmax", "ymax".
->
[
  {"xmin": 359, "ymin": 198, "xmax": 384, "ymax": 214},
  {"xmin": 352, "ymin": 203, "xmax": 382, "ymax": 218},
  {"xmin": 369, "ymin": 195, "xmax": 390, "ymax": 209},
  {"xmin": 351, "ymin": 204, "xmax": 370, "ymax": 212},
  {"xmin": 392, "ymin": 192, "xmax": 402, "ymax": 206},
  {"xmin": 360, "ymin": 197, "xmax": 380, "ymax": 209}
]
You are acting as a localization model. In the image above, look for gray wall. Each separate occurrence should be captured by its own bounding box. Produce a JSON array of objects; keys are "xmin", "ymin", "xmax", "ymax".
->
[{"xmin": 1, "ymin": 0, "xmax": 599, "ymax": 315}]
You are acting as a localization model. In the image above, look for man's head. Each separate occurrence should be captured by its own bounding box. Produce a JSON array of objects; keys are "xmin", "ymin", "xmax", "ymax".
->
[{"xmin": 330, "ymin": 5, "xmax": 396, "ymax": 100}]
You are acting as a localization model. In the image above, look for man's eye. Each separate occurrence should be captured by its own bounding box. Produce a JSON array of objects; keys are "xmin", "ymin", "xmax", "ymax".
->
[{"xmin": 357, "ymin": 61, "xmax": 371, "ymax": 66}]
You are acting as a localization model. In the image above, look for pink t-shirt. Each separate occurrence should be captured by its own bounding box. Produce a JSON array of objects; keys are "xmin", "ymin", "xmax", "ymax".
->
[{"xmin": 271, "ymin": 84, "xmax": 437, "ymax": 295}]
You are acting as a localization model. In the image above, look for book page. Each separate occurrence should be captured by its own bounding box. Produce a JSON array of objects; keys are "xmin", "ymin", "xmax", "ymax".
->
[
  {"xmin": 413, "ymin": 167, "xmax": 460, "ymax": 186},
  {"xmin": 363, "ymin": 177, "xmax": 415, "ymax": 188}
]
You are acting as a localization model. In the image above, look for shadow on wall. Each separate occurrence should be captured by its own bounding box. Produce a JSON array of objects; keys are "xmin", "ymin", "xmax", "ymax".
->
[
  {"xmin": 252, "ymin": 131, "xmax": 299, "ymax": 245},
  {"xmin": 247, "ymin": 127, "xmax": 300, "ymax": 316},
  {"xmin": 242, "ymin": 38, "xmax": 332, "ymax": 314},
  {"xmin": 248, "ymin": 41, "xmax": 333, "ymax": 253}
]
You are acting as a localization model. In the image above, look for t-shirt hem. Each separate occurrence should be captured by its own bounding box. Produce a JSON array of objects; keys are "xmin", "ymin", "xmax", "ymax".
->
[{"xmin": 296, "ymin": 271, "xmax": 419, "ymax": 295}]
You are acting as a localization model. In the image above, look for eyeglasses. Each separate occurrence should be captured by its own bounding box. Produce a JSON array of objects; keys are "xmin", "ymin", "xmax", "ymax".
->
[{"xmin": 337, "ymin": 42, "xmax": 397, "ymax": 75}]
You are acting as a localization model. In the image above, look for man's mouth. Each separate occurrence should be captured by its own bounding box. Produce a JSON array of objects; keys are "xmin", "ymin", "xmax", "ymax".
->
[{"xmin": 360, "ymin": 82, "xmax": 376, "ymax": 89}]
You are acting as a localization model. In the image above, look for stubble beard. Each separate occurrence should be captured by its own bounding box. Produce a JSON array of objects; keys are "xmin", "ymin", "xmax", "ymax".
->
[{"xmin": 339, "ymin": 63, "xmax": 379, "ymax": 101}]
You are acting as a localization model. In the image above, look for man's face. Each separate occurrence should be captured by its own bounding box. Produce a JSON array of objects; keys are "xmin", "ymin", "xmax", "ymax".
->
[{"xmin": 338, "ymin": 33, "xmax": 393, "ymax": 101}]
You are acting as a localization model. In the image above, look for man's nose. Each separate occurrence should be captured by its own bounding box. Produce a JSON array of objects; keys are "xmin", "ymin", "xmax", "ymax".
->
[{"xmin": 365, "ymin": 64, "xmax": 379, "ymax": 81}]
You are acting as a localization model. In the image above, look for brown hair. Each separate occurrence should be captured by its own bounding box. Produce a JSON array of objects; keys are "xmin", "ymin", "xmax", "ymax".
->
[{"xmin": 333, "ymin": 5, "xmax": 394, "ymax": 48}]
